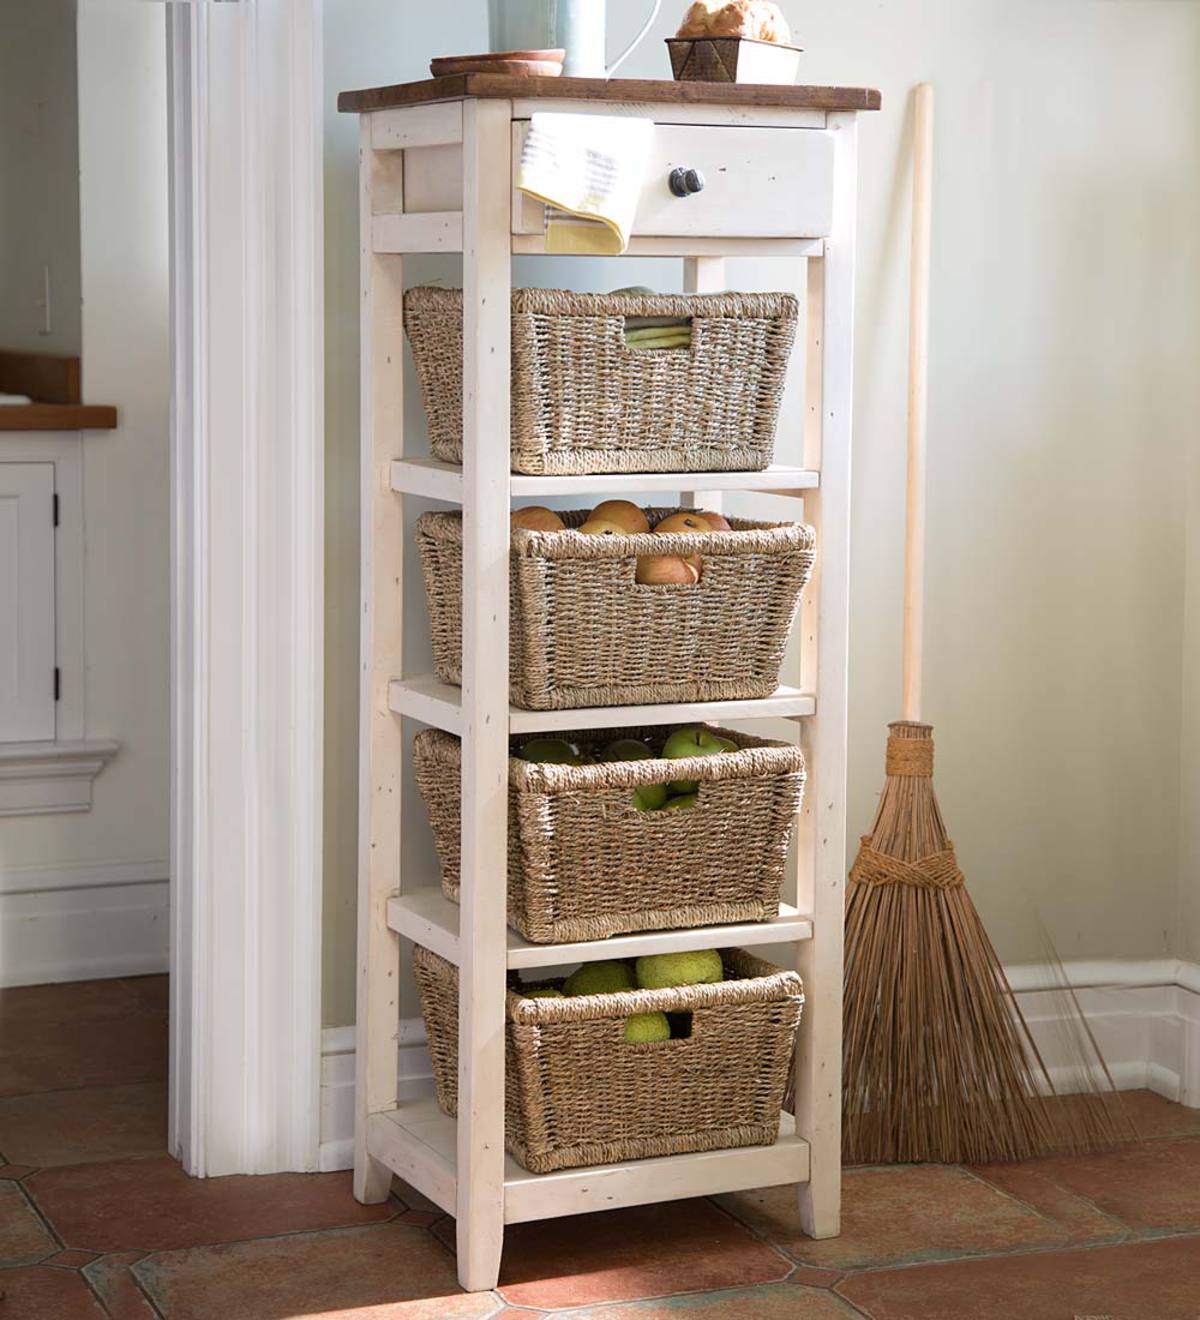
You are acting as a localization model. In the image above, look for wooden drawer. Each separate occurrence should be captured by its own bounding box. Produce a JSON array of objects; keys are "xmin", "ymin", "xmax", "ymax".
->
[{"xmin": 511, "ymin": 121, "xmax": 835, "ymax": 239}]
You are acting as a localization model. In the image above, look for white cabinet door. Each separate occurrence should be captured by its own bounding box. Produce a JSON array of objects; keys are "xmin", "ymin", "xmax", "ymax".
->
[{"xmin": 0, "ymin": 462, "xmax": 56, "ymax": 741}]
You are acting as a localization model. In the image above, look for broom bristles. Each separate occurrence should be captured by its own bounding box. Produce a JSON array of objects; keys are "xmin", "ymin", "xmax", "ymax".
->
[{"xmin": 844, "ymin": 721, "xmax": 1130, "ymax": 1165}]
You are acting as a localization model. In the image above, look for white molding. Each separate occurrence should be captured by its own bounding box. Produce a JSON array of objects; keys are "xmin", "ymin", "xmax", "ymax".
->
[
  {"xmin": 167, "ymin": 0, "xmax": 325, "ymax": 1177},
  {"xmin": 1008, "ymin": 959, "xmax": 1200, "ymax": 1109},
  {"xmin": 0, "ymin": 740, "xmax": 119, "ymax": 816},
  {"xmin": 314, "ymin": 961, "xmax": 1200, "ymax": 1171},
  {"xmin": 0, "ymin": 856, "xmax": 165, "ymax": 896},
  {"xmin": 1006, "ymin": 957, "xmax": 1200, "ymax": 995},
  {"xmin": 0, "ymin": 868, "xmax": 169, "ymax": 988},
  {"xmin": 319, "ymin": 1022, "xmax": 434, "ymax": 1174}
]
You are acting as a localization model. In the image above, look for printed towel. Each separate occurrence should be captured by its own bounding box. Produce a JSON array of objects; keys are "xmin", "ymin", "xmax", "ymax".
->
[{"xmin": 515, "ymin": 112, "xmax": 656, "ymax": 255}]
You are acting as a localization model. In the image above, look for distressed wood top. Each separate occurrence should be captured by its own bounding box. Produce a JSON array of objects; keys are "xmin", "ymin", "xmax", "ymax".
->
[
  {"xmin": 337, "ymin": 74, "xmax": 880, "ymax": 114},
  {"xmin": 0, "ymin": 404, "xmax": 117, "ymax": 431}
]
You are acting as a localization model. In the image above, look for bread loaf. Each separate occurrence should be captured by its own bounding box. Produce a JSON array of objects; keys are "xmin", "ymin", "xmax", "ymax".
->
[{"xmin": 676, "ymin": 0, "xmax": 791, "ymax": 44}]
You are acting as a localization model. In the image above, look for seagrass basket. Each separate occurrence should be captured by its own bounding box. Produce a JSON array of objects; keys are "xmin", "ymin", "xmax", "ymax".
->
[
  {"xmin": 412, "ymin": 944, "xmax": 803, "ymax": 1173},
  {"xmin": 413, "ymin": 725, "xmax": 805, "ymax": 943},
  {"xmin": 403, "ymin": 286, "xmax": 798, "ymax": 475},
  {"xmin": 415, "ymin": 508, "xmax": 816, "ymax": 711}
]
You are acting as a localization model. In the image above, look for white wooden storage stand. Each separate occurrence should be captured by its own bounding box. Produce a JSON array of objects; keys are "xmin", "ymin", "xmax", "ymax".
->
[{"xmin": 340, "ymin": 74, "xmax": 879, "ymax": 1292}]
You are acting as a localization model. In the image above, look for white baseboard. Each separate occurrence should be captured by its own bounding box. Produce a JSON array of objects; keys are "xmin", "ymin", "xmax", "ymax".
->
[
  {"xmin": 318, "ymin": 1020, "xmax": 435, "ymax": 1173},
  {"xmin": 315, "ymin": 958, "xmax": 1200, "ymax": 1173},
  {"xmin": 1008, "ymin": 958, "xmax": 1200, "ymax": 1108},
  {"xmin": 0, "ymin": 859, "xmax": 169, "ymax": 987}
]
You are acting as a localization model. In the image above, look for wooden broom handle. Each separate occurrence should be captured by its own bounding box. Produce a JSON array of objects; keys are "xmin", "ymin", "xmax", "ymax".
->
[{"xmin": 902, "ymin": 84, "xmax": 934, "ymax": 723}]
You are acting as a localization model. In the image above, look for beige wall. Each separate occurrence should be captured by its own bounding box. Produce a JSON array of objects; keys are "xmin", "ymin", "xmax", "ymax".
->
[
  {"xmin": 0, "ymin": 0, "xmax": 82, "ymax": 357},
  {"xmin": 322, "ymin": 0, "xmax": 1200, "ymax": 1026},
  {"xmin": 0, "ymin": 7, "xmax": 170, "ymax": 911}
]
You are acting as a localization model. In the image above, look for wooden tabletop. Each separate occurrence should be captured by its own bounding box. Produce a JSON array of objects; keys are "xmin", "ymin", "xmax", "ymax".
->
[
  {"xmin": 338, "ymin": 74, "xmax": 880, "ymax": 114},
  {"xmin": 0, "ymin": 404, "xmax": 117, "ymax": 431}
]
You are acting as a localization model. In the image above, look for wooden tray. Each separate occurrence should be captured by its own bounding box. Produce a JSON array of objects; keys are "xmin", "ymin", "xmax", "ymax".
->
[{"xmin": 431, "ymin": 50, "xmax": 564, "ymax": 78}]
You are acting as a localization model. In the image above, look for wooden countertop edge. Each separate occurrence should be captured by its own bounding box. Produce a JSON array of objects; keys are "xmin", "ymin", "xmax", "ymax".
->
[
  {"xmin": 0, "ymin": 404, "xmax": 118, "ymax": 431},
  {"xmin": 337, "ymin": 74, "xmax": 881, "ymax": 114}
]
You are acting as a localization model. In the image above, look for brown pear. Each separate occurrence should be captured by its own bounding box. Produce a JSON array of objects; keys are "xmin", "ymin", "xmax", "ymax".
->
[
  {"xmin": 511, "ymin": 506, "xmax": 565, "ymax": 532},
  {"xmin": 635, "ymin": 555, "xmax": 701, "ymax": 586},
  {"xmin": 652, "ymin": 510, "xmax": 707, "ymax": 578},
  {"xmin": 589, "ymin": 499, "xmax": 650, "ymax": 534},
  {"xmin": 576, "ymin": 518, "xmax": 628, "ymax": 537},
  {"xmin": 653, "ymin": 511, "xmax": 710, "ymax": 536}
]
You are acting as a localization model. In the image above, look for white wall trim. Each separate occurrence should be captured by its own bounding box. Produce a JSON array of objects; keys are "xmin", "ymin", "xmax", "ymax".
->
[
  {"xmin": 0, "ymin": 740, "xmax": 119, "ymax": 817},
  {"xmin": 167, "ymin": 0, "xmax": 325, "ymax": 1177},
  {"xmin": 0, "ymin": 856, "xmax": 165, "ymax": 896},
  {"xmin": 0, "ymin": 858, "xmax": 169, "ymax": 988},
  {"xmin": 319, "ymin": 1022, "xmax": 434, "ymax": 1174},
  {"xmin": 1006, "ymin": 957, "xmax": 1200, "ymax": 997},
  {"xmin": 315, "ymin": 961, "xmax": 1200, "ymax": 1172}
]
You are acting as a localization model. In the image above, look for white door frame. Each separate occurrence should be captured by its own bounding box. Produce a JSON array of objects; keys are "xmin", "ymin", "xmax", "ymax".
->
[{"xmin": 167, "ymin": 0, "xmax": 326, "ymax": 1176}]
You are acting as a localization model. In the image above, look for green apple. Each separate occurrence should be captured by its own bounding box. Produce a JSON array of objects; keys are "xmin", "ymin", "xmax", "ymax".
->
[
  {"xmin": 520, "ymin": 737, "xmax": 581, "ymax": 764},
  {"xmin": 636, "ymin": 949, "xmax": 724, "ymax": 990},
  {"xmin": 599, "ymin": 737, "xmax": 653, "ymax": 762},
  {"xmin": 563, "ymin": 960, "xmax": 636, "ymax": 996},
  {"xmin": 633, "ymin": 783, "xmax": 669, "ymax": 811},
  {"xmin": 661, "ymin": 725, "xmax": 731, "ymax": 793},
  {"xmin": 661, "ymin": 792, "xmax": 697, "ymax": 811},
  {"xmin": 624, "ymin": 1011, "xmax": 670, "ymax": 1043}
]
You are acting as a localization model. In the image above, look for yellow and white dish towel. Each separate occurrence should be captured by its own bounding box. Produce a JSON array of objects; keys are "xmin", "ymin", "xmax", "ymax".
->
[{"xmin": 516, "ymin": 112, "xmax": 656, "ymax": 255}]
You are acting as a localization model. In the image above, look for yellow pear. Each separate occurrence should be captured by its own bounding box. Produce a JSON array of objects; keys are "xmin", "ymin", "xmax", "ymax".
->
[
  {"xmin": 511, "ymin": 506, "xmax": 565, "ymax": 532},
  {"xmin": 577, "ymin": 518, "xmax": 628, "ymax": 537},
  {"xmin": 590, "ymin": 500, "xmax": 649, "ymax": 534},
  {"xmin": 635, "ymin": 555, "xmax": 700, "ymax": 586}
]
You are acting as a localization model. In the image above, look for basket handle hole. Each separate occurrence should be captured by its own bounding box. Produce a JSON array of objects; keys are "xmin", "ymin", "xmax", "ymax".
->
[
  {"xmin": 622, "ymin": 315, "xmax": 693, "ymax": 351},
  {"xmin": 667, "ymin": 1011, "xmax": 693, "ymax": 1039},
  {"xmin": 630, "ymin": 783, "xmax": 704, "ymax": 815}
]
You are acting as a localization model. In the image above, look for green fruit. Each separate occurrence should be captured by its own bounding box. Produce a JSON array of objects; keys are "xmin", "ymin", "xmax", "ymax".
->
[
  {"xmin": 715, "ymin": 736, "xmax": 739, "ymax": 753},
  {"xmin": 624, "ymin": 1011, "xmax": 670, "ymax": 1043},
  {"xmin": 521, "ymin": 737, "xmax": 581, "ymax": 764},
  {"xmin": 564, "ymin": 960, "xmax": 636, "ymax": 996},
  {"xmin": 661, "ymin": 725, "xmax": 731, "ymax": 793},
  {"xmin": 632, "ymin": 782, "xmax": 669, "ymax": 811},
  {"xmin": 600, "ymin": 738, "xmax": 653, "ymax": 762},
  {"xmin": 661, "ymin": 792, "xmax": 697, "ymax": 811},
  {"xmin": 523, "ymin": 987, "xmax": 564, "ymax": 999},
  {"xmin": 636, "ymin": 949, "xmax": 724, "ymax": 990}
]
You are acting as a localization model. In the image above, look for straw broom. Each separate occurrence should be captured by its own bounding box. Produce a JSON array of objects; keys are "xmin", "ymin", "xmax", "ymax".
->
[{"xmin": 842, "ymin": 85, "xmax": 1126, "ymax": 1165}]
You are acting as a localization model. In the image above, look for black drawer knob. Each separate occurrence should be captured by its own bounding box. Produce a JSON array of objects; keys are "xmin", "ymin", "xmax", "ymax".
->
[{"xmin": 668, "ymin": 167, "xmax": 706, "ymax": 198}]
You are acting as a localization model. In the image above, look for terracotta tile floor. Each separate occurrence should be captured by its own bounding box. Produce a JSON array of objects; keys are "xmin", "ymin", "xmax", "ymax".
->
[{"xmin": 3, "ymin": 976, "xmax": 1200, "ymax": 1319}]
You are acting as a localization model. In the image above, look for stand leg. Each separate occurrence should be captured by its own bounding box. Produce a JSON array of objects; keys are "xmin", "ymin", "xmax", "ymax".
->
[
  {"xmin": 355, "ymin": 120, "xmax": 405, "ymax": 1205},
  {"xmin": 455, "ymin": 96, "xmax": 513, "ymax": 1292},
  {"xmin": 795, "ymin": 112, "xmax": 858, "ymax": 1240}
]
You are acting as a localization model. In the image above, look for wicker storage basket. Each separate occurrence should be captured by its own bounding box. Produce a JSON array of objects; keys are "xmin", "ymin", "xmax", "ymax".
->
[
  {"xmin": 414, "ymin": 725, "xmax": 805, "ymax": 943},
  {"xmin": 416, "ymin": 508, "xmax": 815, "ymax": 711},
  {"xmin": 413, "ymin": 944, "xmax": 803, "ymax": 1173},
  {"xmin": 404, "ymin": 286, "xmax": 798, "ymax": 475}
]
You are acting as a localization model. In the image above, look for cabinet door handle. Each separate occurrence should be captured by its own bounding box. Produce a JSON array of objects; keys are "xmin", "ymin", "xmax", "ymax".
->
[{"xmin": 668, "ymin": 167, "xmax": 706, "ymax": 197}]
